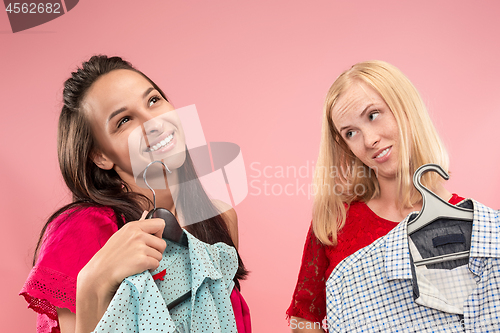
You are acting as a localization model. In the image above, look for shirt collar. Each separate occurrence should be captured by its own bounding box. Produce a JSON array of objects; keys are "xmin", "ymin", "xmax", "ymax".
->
[
  {"xmin": 184, "ymin": 230, "xmax": 238, "ymax": 292},
  {"xmin": 469, "ymin": 199, "xmax": 500, "ymax": 258},
  {"xmin": 385, "ymin": 199, "xmax": 500, "ymax": 280}
]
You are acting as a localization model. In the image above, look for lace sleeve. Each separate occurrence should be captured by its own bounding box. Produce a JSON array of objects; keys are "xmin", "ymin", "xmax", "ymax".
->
[
  {"xmin": 19, "ymin": 206, "xmax": 118, "ymax": 333},
  {"xmin": 286, "ymin": 223, "xmax": 329, "ymax": 324}
]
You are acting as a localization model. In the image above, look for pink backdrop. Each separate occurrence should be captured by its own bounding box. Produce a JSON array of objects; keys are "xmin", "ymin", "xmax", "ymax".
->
[{"xmin": 2, "ymin": 1, "xmax": 499, "ymax": 332}]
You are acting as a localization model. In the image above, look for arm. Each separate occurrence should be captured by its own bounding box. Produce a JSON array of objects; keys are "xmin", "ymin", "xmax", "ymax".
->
[
  {"xmin": 59, "ymin": 214, "xmax": 166, "ymax": 333},
  {"xmin": 57, "ymin": 308, "xmax": 76, "ymax": 333}
]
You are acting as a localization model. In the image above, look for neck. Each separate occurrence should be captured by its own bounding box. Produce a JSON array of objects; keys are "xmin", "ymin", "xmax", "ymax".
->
[
  {"xmin": 377, "ymin": 176, "xmax": 452, "ymax": 205},
  {"xmin": 368, "ymin": 176, "xmax": 452, "ymax": 222},
  {"xmin": 376, "ymin": 177, "xmax": 405, "ymax": 209},
  {"xmin": 367, "ymin": 176, "xmax": 414, "ymax": 222}
]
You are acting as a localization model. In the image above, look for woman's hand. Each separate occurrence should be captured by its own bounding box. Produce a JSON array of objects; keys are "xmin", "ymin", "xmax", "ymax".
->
[
  {"xmin": 73, "ymin": 211, "xmax": 166, "ymax": 333},
  {"xmin": 80, "ymin": 211, "xmax": 166, "ymax": 295}
]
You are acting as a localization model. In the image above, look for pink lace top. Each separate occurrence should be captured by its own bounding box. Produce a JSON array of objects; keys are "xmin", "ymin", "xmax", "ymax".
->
[{"xmin": 20, "ymin": 206, "xmax": 120, "ymax": 332}]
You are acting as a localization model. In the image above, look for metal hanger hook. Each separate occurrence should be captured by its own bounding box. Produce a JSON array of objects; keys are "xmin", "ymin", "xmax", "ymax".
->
[{"xmin": 143, "ymin": 160, "xmax": 172, "ymax": 209}]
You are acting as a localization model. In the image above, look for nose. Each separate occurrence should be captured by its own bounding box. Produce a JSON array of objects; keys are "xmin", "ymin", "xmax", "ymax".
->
[
  {"xmin": 364, "ymin": 128, "xmax": 380, "ymax": 148},
  {"xmin": 141, "ymin": 113, "xmax": 164, "ymax": 136}
]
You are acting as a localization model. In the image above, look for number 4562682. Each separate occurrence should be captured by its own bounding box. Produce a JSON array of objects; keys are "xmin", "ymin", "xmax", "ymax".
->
[{"xmin": 5, "ymin": 2, "xmax": 61, "ymax": 14}]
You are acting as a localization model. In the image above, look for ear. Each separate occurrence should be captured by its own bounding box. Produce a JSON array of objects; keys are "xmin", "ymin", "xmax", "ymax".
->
[{"xmin": 91, "ymin": 151, "xmax": 114, "ymax": 170}]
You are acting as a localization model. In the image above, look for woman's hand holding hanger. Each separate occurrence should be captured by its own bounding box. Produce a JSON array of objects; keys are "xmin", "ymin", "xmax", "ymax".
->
[{"xmin": 72, "ymin": 211, "xmax": 166, "ymax": 333}]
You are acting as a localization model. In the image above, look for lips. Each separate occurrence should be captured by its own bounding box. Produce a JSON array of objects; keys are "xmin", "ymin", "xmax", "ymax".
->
[
  {"xmin": 373, "ymin": 146, "xmax": 391, "ymax": 160},
  {"xmin": 144, "ymin": 131, "xmax": 174, "ymax": 153}
]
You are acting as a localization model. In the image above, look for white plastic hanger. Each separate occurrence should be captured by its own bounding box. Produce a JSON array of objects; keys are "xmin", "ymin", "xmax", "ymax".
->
[{"xmin": 407, "ymin": 164, "xmax": 473, "ymax": 267}]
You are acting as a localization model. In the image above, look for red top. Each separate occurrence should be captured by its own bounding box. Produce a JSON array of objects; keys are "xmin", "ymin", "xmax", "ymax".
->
[
  {"xmin": 20, "ymin": 206, "xmax": 119, "ymax": 333},
  {"xmin": 286, "ymin": 193, "xmax": 465, "ymax": 325}
]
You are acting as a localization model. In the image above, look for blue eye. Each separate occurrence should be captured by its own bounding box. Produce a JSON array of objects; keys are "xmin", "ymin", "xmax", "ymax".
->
[{"xmin": 346, "ymin": 130, "xmax": 357, "ymax": 139}]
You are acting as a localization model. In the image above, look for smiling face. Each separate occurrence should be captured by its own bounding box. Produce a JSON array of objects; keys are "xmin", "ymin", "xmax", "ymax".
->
[
  {"xmin": 331, "ymin": 81, "xmax": 400, "ymax": 181},
  {"xmin": 83, "ymin": 69, "xmax": 186, "ymax": 187}
]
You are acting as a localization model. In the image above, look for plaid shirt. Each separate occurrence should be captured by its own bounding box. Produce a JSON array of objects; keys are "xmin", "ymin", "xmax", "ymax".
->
[{"xmin": 326, "ymin": 199, "xmax": 500, "ymax": 332}]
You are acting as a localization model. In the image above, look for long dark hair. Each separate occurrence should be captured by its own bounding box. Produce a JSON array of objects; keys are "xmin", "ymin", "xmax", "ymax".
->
[{"xmin": 34, "ymin": 55, "xmax": 248, "ymax": 287}]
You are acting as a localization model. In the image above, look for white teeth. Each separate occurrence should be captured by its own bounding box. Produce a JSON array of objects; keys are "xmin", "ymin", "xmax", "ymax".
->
[
  {"xmin": 149, "ymin": 134, "xmax": 174, "ymax": 152},
  {"xmin": 376, "ymin": 148, "xmax": 389, "ymax": 159}
]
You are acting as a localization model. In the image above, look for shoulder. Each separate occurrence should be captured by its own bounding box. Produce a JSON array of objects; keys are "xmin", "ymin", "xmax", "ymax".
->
[
  {"xmin": 48, "ymin": 204, "xmax": 117, "ymax": 233},
  {"xmin": 57, "ymin": 204, "xmax": 117, "ymax": 222},
  {"xmin": 24, "ymin": 206, "xmax": 119, "ymax": 313},
  {"xmin": 42, "ymin": 205, "xmax": 119, "ymax": 252},
  {"xmin": 343, "ymin": 201, "xmax": 371, "ymax": 226},
  {"xmin": 345, "ymin": 200, "xmax": 367, "ymax": 212}
]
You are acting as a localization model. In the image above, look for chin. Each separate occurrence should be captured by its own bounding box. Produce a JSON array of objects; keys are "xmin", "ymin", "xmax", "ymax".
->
[{"xmin": 163, "ymin": 149, "xmax": 187, "ymax": 171}]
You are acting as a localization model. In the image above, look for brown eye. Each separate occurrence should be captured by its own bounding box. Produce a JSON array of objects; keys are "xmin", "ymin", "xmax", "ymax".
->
[
  {"xmin": 148, "ymin": 96, "xmax": 161, "ymax": 107},
  {"xmin": 117, "ymin": 116, "xmax": 130, "ymax": 128}
]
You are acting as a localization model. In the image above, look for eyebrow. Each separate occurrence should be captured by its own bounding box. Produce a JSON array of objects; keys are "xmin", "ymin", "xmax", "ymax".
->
[
  {"xmin": 106, "ymin": 87, "xmax": 156, "ymax": 125},
  {"xmin": 143, "ymin": 87, "xmax": 154, "ymax": 99},
  {"xmin": 338, "ymin": 104, "xmax": 374, "ymax": 133}
]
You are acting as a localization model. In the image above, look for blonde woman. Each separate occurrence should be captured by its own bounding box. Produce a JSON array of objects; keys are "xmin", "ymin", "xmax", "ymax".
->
[{"xmin": 287, "ymin": 60, "xmax": 464, "ymax": 332}]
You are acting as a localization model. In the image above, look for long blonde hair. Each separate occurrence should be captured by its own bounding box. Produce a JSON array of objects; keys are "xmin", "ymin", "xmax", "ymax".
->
[{"xmin": 313, "ymin": 60, "xmax": 449, "ymax": 245}]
